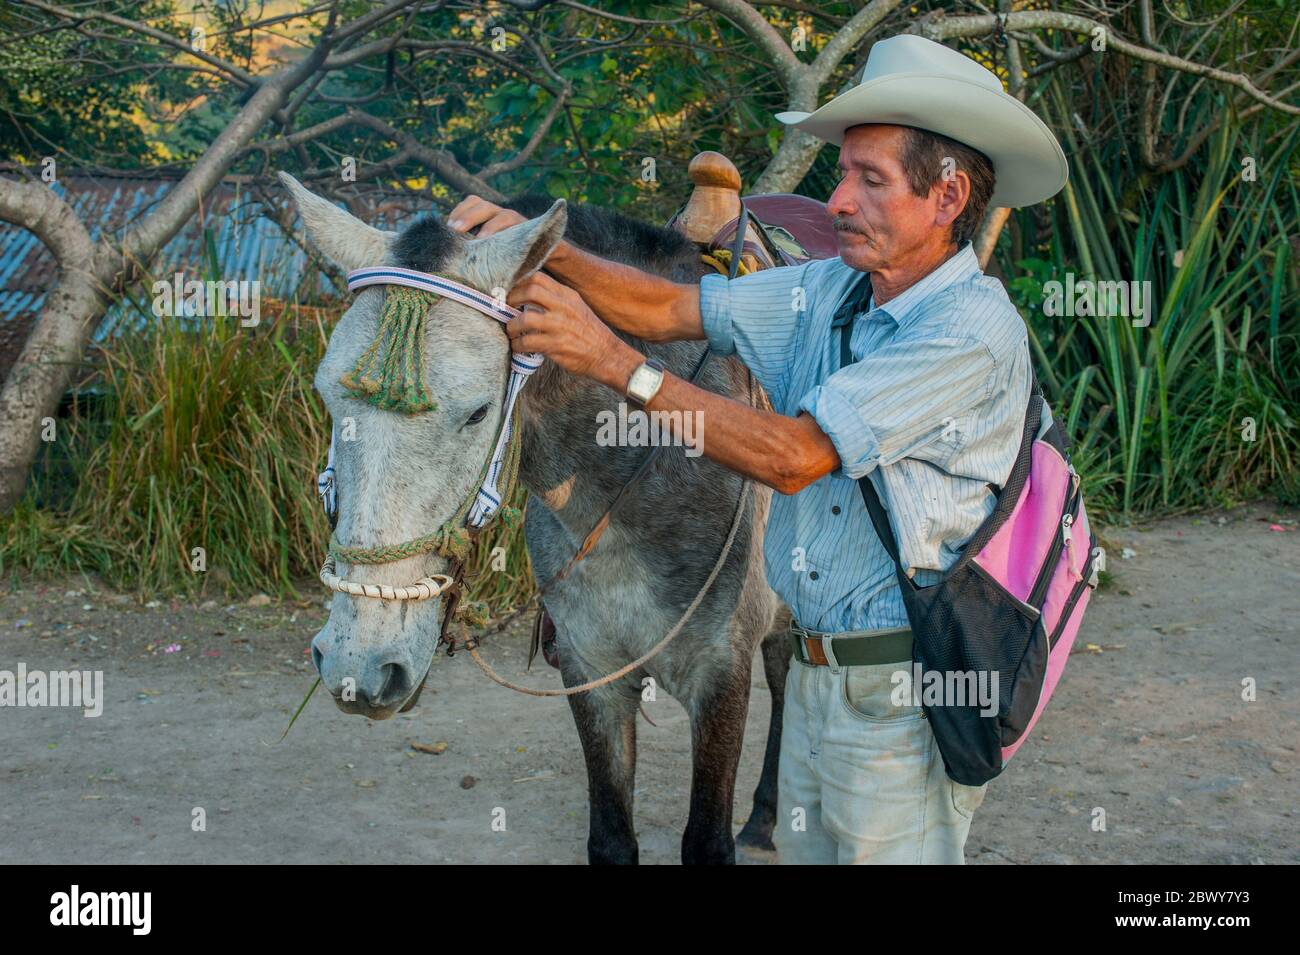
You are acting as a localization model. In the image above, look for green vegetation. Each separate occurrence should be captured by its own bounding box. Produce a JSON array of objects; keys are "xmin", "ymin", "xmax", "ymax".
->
[{"xmin": 2, "ymin": 2, "xmax": 1296, "ymax": 602}]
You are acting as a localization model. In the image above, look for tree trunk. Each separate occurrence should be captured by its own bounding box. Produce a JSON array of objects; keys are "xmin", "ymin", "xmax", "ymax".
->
[
  {"xmin": 0, "ymin": 68, "xmax": 314, "ymax": 514},
  {"xmin": 0, "ymin": 182, "xmax": 99, "ymax": 512}
]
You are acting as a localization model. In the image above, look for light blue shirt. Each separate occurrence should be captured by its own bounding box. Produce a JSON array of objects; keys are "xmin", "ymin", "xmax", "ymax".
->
[{"xmin": 698, "ymin": 242, "xmax": 1032, "ymax": 632}]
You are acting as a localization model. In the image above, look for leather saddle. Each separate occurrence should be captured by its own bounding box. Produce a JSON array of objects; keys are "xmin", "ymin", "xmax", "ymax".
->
[{"xmin": 706, "ymin": 193, "xmax": 837, "ymax": 269}]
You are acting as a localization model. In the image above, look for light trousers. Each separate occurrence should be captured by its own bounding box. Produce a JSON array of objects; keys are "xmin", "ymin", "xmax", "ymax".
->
[{"xmin": 773, "ymin": 657, "xmax": 987, "ymax": 864}]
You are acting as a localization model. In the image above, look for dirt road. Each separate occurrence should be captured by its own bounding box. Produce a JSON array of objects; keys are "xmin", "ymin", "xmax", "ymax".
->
[{"xmin": 2, "ymin": 504, "xmax": 1296, "ymax": 864}]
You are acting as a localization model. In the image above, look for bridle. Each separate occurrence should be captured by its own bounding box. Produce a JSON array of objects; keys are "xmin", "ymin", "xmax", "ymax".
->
[
  {"xmin": 316, "ymin": 211, "xmax": 758, "ymax": 697},
  {"xmin": 317, "ymin": 265, "xmax": 541, "ymax": 647}
]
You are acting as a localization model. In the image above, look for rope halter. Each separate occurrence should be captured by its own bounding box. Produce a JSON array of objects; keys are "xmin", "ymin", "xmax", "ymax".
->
[{"xmin": 316, "ymin": 265, "xmax": 543, "ymax": 603}]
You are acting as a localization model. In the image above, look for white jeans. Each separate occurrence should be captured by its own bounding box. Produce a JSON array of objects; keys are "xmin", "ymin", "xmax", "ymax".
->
[{"xmin": 773, "ymin": 657, "xmax": 987, "ymax": 864}]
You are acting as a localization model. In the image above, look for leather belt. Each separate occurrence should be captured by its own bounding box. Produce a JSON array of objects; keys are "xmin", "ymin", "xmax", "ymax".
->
[{"xmin": 789, "ymin": 620, "xmax": 913, "ymax": 668}]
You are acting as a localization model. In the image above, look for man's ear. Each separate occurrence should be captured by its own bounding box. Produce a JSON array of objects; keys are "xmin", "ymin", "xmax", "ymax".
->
[
  {"xmin": 933, "ymin": 169, "xmax": 972, "ymax": 234},
  {"xmin": 278, "ymin": 172, "xmax": 396, "ymax": 272}
]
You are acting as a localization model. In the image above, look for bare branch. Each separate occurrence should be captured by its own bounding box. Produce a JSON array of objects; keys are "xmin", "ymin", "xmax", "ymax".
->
[
  {"xmin": 695, "ymin": 0, "xmax": 805, "ymax": 90},
  {"xmin": 0, "ymin": 176, "xmax": 96, "ymax": 275},
  {"xmin": 909, "ymin": 11, "xmax": 1300, "ymax": 117}
]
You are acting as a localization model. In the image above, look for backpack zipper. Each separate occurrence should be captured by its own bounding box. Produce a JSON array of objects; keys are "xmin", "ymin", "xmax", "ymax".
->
[
  {"xmin": 1028, "ymin": 472, "xmax": 1081, "ymax": 608},
  {"xmin": 1049, "ymin": 533, "xmax": 1102, "ymax": 649}
]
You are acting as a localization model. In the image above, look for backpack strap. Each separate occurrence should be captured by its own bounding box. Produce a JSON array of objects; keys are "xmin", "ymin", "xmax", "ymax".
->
[
  {"xmin": 831, "ymin": 270, "xmax": 874, "ymax": 333},
  {"xmin": 832, "ymin": 287, "xmax": 918, "ymax": 593}
]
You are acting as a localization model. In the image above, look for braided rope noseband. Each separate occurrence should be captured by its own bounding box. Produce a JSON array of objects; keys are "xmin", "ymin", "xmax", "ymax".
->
[{"xmin": 316, "ymin": 266, "xmax": 540, "ymax": 605}]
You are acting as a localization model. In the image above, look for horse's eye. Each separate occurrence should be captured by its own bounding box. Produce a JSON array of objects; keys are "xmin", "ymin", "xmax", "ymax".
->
[{"xmin": 465, "ymin": 403, "xmax": 490, "ymax": 426}]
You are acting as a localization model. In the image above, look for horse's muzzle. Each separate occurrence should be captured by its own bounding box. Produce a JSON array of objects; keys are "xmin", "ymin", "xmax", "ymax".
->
[{"xmin": 311, "ymin": 627, "xmax": 429, "ymax": 718}]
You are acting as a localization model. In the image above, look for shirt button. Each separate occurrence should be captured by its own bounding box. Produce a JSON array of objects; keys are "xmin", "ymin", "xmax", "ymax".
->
[
  {"xmin": 831, "ymin": 505, "xmax": 841, "ymax": 515},
  {"xmin": 809, "ymin": 571, "xmax": 819, "ymax": 580}
]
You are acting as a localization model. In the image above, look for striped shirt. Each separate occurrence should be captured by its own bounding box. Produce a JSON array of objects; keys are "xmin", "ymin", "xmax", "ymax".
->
[{"xmin": 698, "ymin": 242, "xmax": 1032, "ymax": 633}]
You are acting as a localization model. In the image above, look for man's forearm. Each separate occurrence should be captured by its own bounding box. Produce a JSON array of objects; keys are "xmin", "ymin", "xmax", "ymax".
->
[
  {"xmin": 546, "ymin": 241, "xmax": 702, "ymax": 343},
  {"xmin": 594, "ymin": 341, "xmax": 838, "ymax": 495}
]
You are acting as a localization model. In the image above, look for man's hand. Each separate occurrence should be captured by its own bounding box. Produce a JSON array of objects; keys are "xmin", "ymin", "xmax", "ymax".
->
[
  {"xmin": 506, "ymin": 272, "xmax": 640, "ymax": 390},
  {"xmin": 446, "ymin": 195, "xmax": 526, "ymax": 238}
]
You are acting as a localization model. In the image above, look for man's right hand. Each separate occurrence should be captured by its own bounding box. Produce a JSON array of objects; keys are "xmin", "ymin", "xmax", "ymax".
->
[{"xmin": 446, "ymin": 195, "xmax": 526, "ymax": 239}]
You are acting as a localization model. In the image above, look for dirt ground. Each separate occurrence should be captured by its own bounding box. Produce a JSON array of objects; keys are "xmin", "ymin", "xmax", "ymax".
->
[{"xmin": 1, "ymin": 503, "xmax": 1296, "ymax": 865}]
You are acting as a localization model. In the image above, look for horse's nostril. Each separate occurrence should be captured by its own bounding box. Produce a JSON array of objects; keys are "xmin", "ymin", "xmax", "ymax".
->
[
  {"xmin": 376, "ymin": 661, "xmax": 413, "ymax": 707},
  {"xmin": 311, "ymin": 643, "xmax": 325, "ymax": 674}
]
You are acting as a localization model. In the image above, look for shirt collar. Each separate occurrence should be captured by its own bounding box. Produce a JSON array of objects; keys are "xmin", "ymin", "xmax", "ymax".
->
[{"xmin": 866, "ymin": 242, "xmax": 981, "ymax": 324}]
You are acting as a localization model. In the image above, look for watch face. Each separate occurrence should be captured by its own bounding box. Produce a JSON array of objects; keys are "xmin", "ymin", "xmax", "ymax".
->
[{"xmin": 628, "ymin": 363, "xmax": 662, "ymax": 403}]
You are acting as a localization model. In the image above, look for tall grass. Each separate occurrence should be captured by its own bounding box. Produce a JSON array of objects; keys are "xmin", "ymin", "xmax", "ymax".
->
[
  {"xmin": 1, "ymin": 292, "xmax": 534, "ymax": 606},
  {"xmin": 1006, "ymin": 85, "xmax": 1299, "ymax": 516}
]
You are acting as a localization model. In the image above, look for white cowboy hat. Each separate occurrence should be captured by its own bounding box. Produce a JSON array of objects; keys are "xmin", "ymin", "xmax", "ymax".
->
[{"xmin": 776, "ymin": 35, "xmax": 1067, "ymax": 208}]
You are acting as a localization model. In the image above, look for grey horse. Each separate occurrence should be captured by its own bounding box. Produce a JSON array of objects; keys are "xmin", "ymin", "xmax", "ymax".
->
[{"xmin": 283, "ymin": 174, "xmax": 790, "ymax": 864}]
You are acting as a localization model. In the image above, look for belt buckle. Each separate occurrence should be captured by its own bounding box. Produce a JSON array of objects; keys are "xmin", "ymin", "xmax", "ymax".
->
[
  {"xmin": 820, "ymin": 633, "xmax": 840, "ymax": 671},
  {"xmin": 792, "ymin": 622, "xmax": 838, "ymax": 670}
]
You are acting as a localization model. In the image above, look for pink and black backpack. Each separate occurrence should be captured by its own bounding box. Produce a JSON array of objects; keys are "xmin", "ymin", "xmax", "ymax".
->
[{"xmin": 833, "ymin": 275, "xmax": 1103, "ymax": 786}]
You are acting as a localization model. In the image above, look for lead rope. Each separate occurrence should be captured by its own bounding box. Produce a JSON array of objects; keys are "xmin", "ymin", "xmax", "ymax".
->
[{"xmin": 462, "ymin": 477, "xmax": 752, "ymax": 697}]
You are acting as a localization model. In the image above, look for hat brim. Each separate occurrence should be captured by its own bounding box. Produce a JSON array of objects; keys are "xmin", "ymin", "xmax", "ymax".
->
[{"xmin": 776, "ymin": 72, "xmax": 1067, "ymax": 208}]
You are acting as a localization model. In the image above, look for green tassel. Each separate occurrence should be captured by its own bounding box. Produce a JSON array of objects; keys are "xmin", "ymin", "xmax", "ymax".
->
[
  {"xmin": 440, "ymin": 526, "xmax": 472, "ymax": 564},
  {"xmin": 341, "ymin": 285, "xmax": 439, "ymax": 414}
]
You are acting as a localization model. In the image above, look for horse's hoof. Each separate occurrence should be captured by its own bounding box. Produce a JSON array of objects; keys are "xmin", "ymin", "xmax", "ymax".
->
[{"xmin": 736, "ymin": 823, "xmax": 776, "ymax": 852}]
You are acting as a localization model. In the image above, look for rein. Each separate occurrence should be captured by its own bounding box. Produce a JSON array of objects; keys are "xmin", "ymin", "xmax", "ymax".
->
[{"xmin": 317, "ymin": 212, "xmax": 756, "ymax": 698}]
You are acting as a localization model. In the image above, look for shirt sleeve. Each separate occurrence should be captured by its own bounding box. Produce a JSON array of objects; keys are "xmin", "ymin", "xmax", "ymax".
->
[
  {"xmin": 795, "ymin": 333, "xmax": 997, "ymax": 481},
  {"xmin": 698, "ymin": 263, "xmax": 812, "ymax": 413}
]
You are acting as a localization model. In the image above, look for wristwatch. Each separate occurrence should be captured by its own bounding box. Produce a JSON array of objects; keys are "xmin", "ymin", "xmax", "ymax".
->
[{"xmin": 625, "ymin": 357, "xmax": 667, "ymax": 406}]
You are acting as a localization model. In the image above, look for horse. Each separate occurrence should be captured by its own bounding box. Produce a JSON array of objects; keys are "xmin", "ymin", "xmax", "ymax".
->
[{"xmin": 281, "ymin": 173, "xmax": 790, "ymax": 864}]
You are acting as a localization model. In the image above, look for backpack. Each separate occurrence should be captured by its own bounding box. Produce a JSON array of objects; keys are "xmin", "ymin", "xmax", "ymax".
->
[{"xmin": 832, "ymin": 273, "xmax": 1103, "ymax": 786}]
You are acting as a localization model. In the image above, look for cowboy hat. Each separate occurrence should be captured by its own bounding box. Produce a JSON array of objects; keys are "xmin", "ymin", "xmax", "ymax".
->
[{"xmin": 776, "ymin": 35, "xmax": 1067, "ymax": 208}]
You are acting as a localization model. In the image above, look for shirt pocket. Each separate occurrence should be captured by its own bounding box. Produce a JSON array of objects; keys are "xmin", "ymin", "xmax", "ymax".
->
[
  {"xmin": 931, "ymin": 412, "xmax": 972, "ymax": 468},
  {"xmin": 879, "ymin": 412, "xmax": 971, "ymax": 470}
]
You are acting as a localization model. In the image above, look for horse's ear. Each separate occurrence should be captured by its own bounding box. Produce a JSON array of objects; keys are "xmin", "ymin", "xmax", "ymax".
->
[
  {"xmin": 277, "ymin": 172, "xmax": 395, "ymax": 273},
  {"xmin": 500, "ymin": 199, "xmax": 567, "ymax": 287}
]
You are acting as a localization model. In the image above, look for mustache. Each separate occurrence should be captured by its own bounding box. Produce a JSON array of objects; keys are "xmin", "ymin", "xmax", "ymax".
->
[{"xmin": 833, "ymin": 217, "xmax": 867, "ymax": 235}]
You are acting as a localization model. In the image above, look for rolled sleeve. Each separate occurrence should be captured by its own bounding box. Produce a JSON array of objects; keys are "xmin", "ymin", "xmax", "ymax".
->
[
  {"xmin": 696, "ymin": 263, "xmax": 815, "ymax": 412},
  {"xmin": 796, "ymin": 381, "xmax": 883, "ymax": 479},
  {"xmin": 699, "ymin": 271, "xmax": 738, "ymax": 356},
  {"xmin": 796, "ymin": 335, "xmax": 997, "ymax": 480}
]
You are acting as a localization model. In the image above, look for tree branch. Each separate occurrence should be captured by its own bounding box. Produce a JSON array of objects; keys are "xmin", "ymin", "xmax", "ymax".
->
[{"xmin": 909, "ymin": 11, "xmax": 1300, "ymax": 116}]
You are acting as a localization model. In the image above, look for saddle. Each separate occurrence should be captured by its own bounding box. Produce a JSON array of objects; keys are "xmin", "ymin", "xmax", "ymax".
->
[
  {"xmin": 529, "ymin": 153, "xmax": 832, "ymax": 671},
  {"xmin": 703, "ymin": 193, "xmax": 838, "ymax": 269}
]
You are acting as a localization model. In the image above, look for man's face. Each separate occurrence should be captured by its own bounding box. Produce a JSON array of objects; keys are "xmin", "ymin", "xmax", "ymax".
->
[{"xmin": 827, "ymin": 124, "xmax": 944, "ymax": 272}]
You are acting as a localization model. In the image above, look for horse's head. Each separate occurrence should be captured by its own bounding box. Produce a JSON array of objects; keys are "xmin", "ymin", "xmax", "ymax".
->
[{"xmin": 279, "ymin": 173, "xmax": 566, "ymax": 719}]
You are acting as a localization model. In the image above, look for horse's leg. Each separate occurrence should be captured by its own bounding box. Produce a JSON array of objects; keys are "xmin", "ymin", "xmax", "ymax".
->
[
  {"xmin": 737, "ymin": 626, "xmax": 789, "ymax": 851},
  {"xmin": 682, "ymin": 659, "xmax": 753, "ymax": 865},
  {"xmin": 564, "ymin": 677, "xmax": 640, "ymax": 865}
]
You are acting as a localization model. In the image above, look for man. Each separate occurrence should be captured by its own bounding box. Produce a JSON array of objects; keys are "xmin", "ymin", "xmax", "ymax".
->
[{"xmin": 447, "ymin": 35, "xmax": 1067, "ymax": 864}]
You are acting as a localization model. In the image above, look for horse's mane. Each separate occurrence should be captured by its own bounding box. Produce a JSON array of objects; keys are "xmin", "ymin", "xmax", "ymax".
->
[
  {"xmin": 505, "ymin": 193, "xmax": 703, "ymax": 281},
  {"xmin": 389, "ymin": 193, "xmax": 705, "ymax": 283}
]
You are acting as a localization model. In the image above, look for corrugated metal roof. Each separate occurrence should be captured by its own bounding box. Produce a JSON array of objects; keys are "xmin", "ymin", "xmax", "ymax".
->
[{"xmin": 0, "ymin": 173, "xmax": 426, "ymax": 381}]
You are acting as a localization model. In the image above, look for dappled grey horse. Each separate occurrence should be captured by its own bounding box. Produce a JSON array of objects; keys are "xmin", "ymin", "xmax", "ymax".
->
[{"xmin": 282, "ymin": 174, "xmax": 790, "ymax": 864}]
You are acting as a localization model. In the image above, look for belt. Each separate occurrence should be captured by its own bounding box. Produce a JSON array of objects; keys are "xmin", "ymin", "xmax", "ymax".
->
[{"xmin": 788, "ymin": 620, "xmax": 913, "ymax": 667}]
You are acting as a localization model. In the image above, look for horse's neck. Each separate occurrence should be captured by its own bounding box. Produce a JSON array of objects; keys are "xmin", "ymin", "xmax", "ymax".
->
[{"xmin": 516, "ymin": 350, "xmax": 632, "ymax": 530}]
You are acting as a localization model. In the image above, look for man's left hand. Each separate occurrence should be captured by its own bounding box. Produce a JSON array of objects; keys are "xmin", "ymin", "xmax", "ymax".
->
[{"xmin": 506, "ymin": 272, "xmax": 638, "ymax": 389}]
